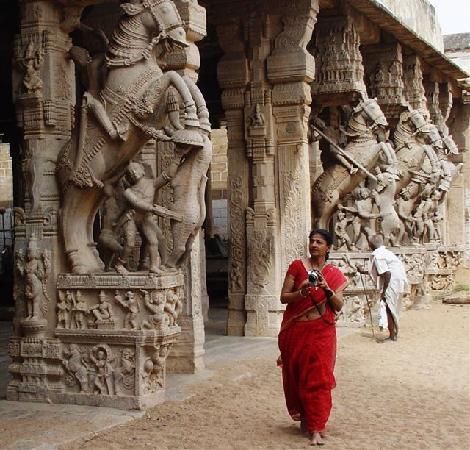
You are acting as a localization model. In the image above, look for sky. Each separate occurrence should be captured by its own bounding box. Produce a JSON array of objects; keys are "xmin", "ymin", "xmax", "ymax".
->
[{"xmin": 428, "ymin": 0, "xmax": 470, "ymax": 34}]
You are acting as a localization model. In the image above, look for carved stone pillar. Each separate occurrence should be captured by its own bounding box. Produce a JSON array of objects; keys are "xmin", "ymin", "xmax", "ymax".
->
[
  {"xmin": 164, "ymin": 0, "xmax": 207, "ymax": 373},
  {"xmin": 217, "ymin": 0, "xmax": 317, "ymax": 337},
  {"xmin": 216, "ymin": 19, "xmax": 250, "ymax": 336},
  {"xmin": 8, "ymin": 0, "xmax": 76, "ymax": 400},
  {"xmin": 447, "ymin": 92, "xmax": 470, "ymax": 249}
]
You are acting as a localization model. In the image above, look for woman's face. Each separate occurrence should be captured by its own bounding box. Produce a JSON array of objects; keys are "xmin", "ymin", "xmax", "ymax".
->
[{"xmin": 309, "ymin": 233, "xmax": 330, "ymax": 258}]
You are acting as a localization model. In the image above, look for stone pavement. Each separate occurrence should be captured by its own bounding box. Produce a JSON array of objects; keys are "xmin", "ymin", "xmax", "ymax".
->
[{"xmin": 0, "ymin": 309, "xmax": 355, "ymax": 450}]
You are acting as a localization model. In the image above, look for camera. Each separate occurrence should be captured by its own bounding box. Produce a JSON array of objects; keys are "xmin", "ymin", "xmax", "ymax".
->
[{"xmin": 308, "ymin": 270, "xmax": 321, "ymax": 286}]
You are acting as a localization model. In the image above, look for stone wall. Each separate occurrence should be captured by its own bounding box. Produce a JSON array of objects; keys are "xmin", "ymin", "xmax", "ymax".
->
[
  {"xmin": 376, "ymin": 0, "xmax": 444, "ymax": 51},
  {"xmin": 0, "ymin": 143, "xmax": 13, "ymax": 208}
]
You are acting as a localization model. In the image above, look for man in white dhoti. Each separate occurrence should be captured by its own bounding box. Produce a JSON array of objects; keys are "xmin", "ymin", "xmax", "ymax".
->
[{"xmin": 368, "ymin": 235, "xmax": 408, "ymax": 341}]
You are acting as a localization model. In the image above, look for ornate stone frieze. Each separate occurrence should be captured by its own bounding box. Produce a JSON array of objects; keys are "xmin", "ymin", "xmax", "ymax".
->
[
  {"xmin": 311, "ymin": 15, "xmax": 366, "ymax": 101},
  {"xmin": 362, "ymin": 43, "xmax": 405, "ymax": 117},
  {"xmin": 403, "ymin": 54, "xmax": 428, "ymax": 114}
]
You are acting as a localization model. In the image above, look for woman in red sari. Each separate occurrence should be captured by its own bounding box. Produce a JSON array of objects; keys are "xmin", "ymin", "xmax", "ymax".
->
[{"xmin": 279, "ymin": 229, "xmax": 348, "ymax": 446}]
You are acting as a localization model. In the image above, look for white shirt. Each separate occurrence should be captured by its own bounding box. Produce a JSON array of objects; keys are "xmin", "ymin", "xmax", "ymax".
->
[{"xmin": 369, "ymin": 246, "xmax": 408, "ymax": 293}]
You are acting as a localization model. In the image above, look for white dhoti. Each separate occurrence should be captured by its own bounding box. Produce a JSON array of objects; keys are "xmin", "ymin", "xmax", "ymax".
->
[
  {"xmin": 369, "ymin": 246, "xmax": 408, "ymax": 333},
  {"xmin": 383, "ymin": 281, "xmax": 402, "ymax": 331}
]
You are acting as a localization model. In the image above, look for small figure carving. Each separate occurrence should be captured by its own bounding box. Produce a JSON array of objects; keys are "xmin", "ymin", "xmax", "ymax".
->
[
  {"xmin": 63, "ymin": 344, "xmax": 89, "ymax": 392},
  {"xmin": 250, "ymin": 104, "xmax": 265, "ymax": 127},
  {"xmin": 114, "ymin": 290, "xmax": 140, "ymax": 330},
  {"xmin": 396, "ymin": 184, "xmax": 420, "ymax": 244},
  {"xmin": 90, "ymin": 344, "xmax": 114, "ymax": 395},
  {"xmin": 16, "ymin": 235, "xmax": 50, "ymax": 321},
  {"xmin": 338, "ymin": 187, "xmax": 378, "ymax": 250},
  {"xmin": 334, "ymin": 209, "xmax": 354, "ymax": 250},
  {"xmin": 114, "ymin": 348, "xmax": 135, "ymax": 395},
  {"xmin": 164, "ymin": 289, "xmax": 183, "ymax": 327},
  {"xmin": 22, "ymin": 40, "xmax": 44, "ymax": 94},
  {"xmin": 71, "ymin": 291, "xmax": 88, "ymax": 329},
  {"xmin": 141, "ymin": 290, "xmax": 165, "ymax": 330},
  {"xmin": 57, "ymin": 291, "xmax": 70, "ymax": 329},
  {"xmin": 90, "ymin": 290, "xmax": 113, "ymax": 322},
  {"xmin": 142, "ymin": 345, "xmax": 170, "ymax": 393}
]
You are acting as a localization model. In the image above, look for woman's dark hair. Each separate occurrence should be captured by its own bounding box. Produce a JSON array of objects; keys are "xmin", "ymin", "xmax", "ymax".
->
[{"xmin": 309, "ymin": 228, "xmax": 334, "ymax": 260}]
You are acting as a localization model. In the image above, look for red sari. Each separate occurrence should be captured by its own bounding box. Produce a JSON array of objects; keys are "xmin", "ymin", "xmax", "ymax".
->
[{"xmin": 278, "ymin": 260, "xmax": 348, "ymax": 433}]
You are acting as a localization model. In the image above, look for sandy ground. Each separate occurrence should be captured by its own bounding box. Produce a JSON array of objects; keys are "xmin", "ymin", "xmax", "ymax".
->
[{"xmin": 61, "ymin": 302, "xmax": 470, "ymax": 450}]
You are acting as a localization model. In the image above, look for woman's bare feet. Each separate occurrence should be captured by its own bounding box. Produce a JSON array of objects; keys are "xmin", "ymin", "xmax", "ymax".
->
[
  {"xmin": 300, "ymin": 416, "xmax": 307, "ymax": 434},
  {"xmin": 310, "ymin": 431, "xmax": 325, "ymax": 446}
]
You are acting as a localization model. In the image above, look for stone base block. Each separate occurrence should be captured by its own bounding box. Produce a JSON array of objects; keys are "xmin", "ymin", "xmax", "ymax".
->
[{"xmin": 8, "ymin": 272, "xmax": 185, "ymax": 410}]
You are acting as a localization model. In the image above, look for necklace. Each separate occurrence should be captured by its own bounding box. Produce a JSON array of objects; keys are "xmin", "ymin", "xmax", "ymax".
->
[{"xmin": 304, "ymin": 256, "xmax": 326, "ymax": 273}]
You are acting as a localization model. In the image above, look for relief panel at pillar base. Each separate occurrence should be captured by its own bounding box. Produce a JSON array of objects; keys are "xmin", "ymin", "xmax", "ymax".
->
[
  {"xmin": 424, "ymin": 245, "xmax": 464, "ymax": 297},
  {"xmin": 8, "ymin": 272, "xmax": 184, "ymax": 410}
]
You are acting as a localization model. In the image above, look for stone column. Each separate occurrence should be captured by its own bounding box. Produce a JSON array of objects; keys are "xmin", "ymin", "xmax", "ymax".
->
[
  {"xmin": 216, "ymin": 19, "xmax": 250, "ymax": 336},
  {"xmin": 217, "ymin": 0, "xmax": 317, "ymax": 337},
  {"xmin": 8, "ymin": 0, "xmax": 76, "ymax": 399},
  {"xmin": 447, "ymin": 90, "xmax": 470, "ymax": 251},
  {"xmin": 164, "ymin": 0, "xmax": 207, "ymax": 373}
]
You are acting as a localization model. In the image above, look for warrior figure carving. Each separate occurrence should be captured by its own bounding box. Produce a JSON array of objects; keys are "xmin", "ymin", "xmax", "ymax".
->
[{"xmin": 311, "ymin": 97, "xmax": 390, "ymax": 228}]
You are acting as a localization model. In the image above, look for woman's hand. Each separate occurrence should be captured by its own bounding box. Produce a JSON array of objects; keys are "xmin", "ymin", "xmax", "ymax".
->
[
  {"xmin": 317, "ymin": 274, "xmax": 332, "ymax": 294},
  {"xmin": 299, "ymin": 282, "xmax": 310, "ymax": 298}
]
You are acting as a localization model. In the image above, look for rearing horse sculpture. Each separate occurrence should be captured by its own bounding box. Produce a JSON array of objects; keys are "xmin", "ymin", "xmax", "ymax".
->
[
  {"xmin": 393, "ymin": 107, "xmax": 441, "ymax": 195},
  {"xmin": 311, "ymin": 98, "xmax": 390, "ymax": 229},
  {"xmin": 57, "ymin": 0, "xmax": 208, "ymax": 274}
]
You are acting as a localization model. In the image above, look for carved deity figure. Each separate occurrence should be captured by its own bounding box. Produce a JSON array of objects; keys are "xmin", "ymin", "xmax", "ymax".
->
[
  {"xmin": 90, "ymin": 345, "xmax": 114, "ymax": 395},
  {"xmin": 114, "ymin": 290, "xmax": 140, "ymax": 330},
  {"xmin": 114, "ymin": 349, "xmax": 135, "ymax": 395},
  {"xmin": 57, "ymin": 292, "xmax": 70, "ymax": 329},
  {"xmin": 141, "ymin": 290, "xmax": 165, "ymax": 330},
  {"xmin": 164, "ymin": 289, "xmax": 182, "ymax": 327},
  {"xmin": 142, "ymin": 344, "xmax": 169, "ymax": 392},
  {"xmin": 63, "ymin": 344, "xmax": 89, "ymax": 392},
  {"xmin": 16, "ymin": 235, "xmax": 50, "ymax": 321},
  {"xmin": 90, "ymin": 290, "xmax": 113, "ymax": 322},
  {"xmin": 72, "ymin": 291, "xmax": 88, "ymax": 329},
  {"xmin": 22, "ymin": 40, "xmax": 43, "ymax": 94}
]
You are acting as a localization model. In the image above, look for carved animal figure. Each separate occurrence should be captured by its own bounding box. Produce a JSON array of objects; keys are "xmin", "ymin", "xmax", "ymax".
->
[
  {"xmin": 311, "ymin": 97, "xmax": 390, "ymax": 228},
  {"xmin": 373, "ymin": 170, "xmax": 404, "ymax": 246},
  {"xmin": 394, "ymin": 108, "xmax": 440, "ymax": 195},
  {"xmin": 57, "ymin": 0, "xmax": 209, "ymax": 274}
]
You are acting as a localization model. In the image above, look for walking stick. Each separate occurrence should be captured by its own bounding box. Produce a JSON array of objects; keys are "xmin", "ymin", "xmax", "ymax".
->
[{"xmin": 359, "ymin": 273, "xmax": 375, "ymax": 338}]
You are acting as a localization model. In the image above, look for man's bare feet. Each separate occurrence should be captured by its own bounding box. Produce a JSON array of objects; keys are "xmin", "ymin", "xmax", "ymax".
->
[{"xmin": 310, "ymin": 431, "xmax": 325, "ymax": 446}]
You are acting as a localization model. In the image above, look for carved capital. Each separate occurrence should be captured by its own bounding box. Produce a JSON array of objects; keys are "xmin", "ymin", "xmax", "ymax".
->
[{"xmin": 267, "ymin": 1, "xmax": 319, "ymax": 83}]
